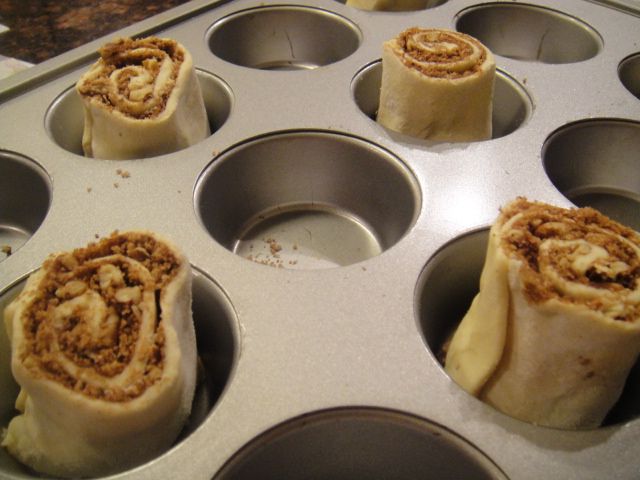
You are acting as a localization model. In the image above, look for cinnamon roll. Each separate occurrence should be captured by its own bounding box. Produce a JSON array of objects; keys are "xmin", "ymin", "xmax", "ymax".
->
[
  {"xmin": 377, "ymin": 28, "xmax": 495, "ymax": 142},
  {"xmin": 346, "ymin": 0, "xmax": 429, "ymax": 11},
  {"xmin": 76, "ymin": 37, "xmax": 210, "ymax": 159},
  {"xmin": 444, "ymin": 198, "xmax": 640, "ymax": 429},
  {"xmin": 2, "ymin": 231, "xmax": 197, "ymax": 477}
]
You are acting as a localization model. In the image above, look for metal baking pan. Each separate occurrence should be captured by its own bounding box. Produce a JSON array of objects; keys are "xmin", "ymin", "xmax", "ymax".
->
[{"xmin": 1, "ymin": 0, "xmax": 639, "ymax": 478}]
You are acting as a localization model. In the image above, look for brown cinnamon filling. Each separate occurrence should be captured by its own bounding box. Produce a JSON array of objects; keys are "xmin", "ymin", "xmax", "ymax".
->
[
  {"xmin": 76, "ymin": 37, "xmax": 185, "ymax": 119},
  {"xmin": 21, "ymin": 232, "xmax": 180, "ymax": 401},
  {"xmin": 499, "ymin": 198, "xmax": 640, "ymax": 320},
  {"xmin": 395, "ymin": 28, "xmax": 487, "ymax": 79}
]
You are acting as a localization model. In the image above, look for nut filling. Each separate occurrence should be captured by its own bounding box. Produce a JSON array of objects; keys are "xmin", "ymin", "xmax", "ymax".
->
[
  {"xmin": 499, "ymin": 198, "xmax": 640, "ymax": 320},
  {"xmin": 393, "ymin": 28, "xmax": 488, "ymax": 79},
  {"xmin": 76, "ymin": 37, "xmax": 185, "ymax": 119},
  {"xmin": 19, "ymin": 232, "xmax": 180, "ymax": 401}
]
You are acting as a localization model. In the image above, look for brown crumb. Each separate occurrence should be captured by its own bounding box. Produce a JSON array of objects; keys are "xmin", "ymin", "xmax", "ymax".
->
[
  {"xmin": 256, "ymin": 257, "xmax": 283, "ymax": 268},
  {"xmin": 578, "ymin": 356, "xmax": 592, "ymax": 366},
  {"xmin": 2, "ymin": 245, "xmax": 12, "ymax": 256},
  {"xmin": 116, "ymin": 169, "xmax": 131, "ymax": 179},
  {"xmin": 86, "ymin": 187, "xmax": 92, "ymax": 193},
  {"xmin": 113, "ymin": 182, "xmax": 119, "ymax": 188},
  {"xmin": 244, "ymin": 237, "xmax": 299, "ymax": 268},
  {"xmin": 265, "ymin": 237, "xmax": 282, "ymax": 255}
]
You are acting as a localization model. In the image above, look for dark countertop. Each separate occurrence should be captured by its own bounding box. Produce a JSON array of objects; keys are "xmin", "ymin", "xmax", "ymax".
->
[{"xmin": 0, "ymin": 0, "xmax": 193, "ymax": 64}]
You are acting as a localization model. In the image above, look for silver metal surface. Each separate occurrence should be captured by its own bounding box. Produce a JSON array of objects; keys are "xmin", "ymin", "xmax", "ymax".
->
[
  {"xmin": 0, "ymin": 152, "xmax": 51, "ymax": 262},
  {"xmin": 195, "ymin": 131, "xmax": 421, "ymax": 269},
  {"xmin": 0, "ymin": 0, "xmax": 639, "ymax": 478},
  {"xmin": 215, "ymin": 407, "xmax": 509, "ymax": 479},
  {"xmin": 620, "ymin": 52, "xmax": 640, "ymax": 100},
  {"xmin": 206, "ymin": 5, "xmax": 362, "ymax": 69},
  {"xmin": 542, "ymin": 119, "xmax": 640, "ymax": 231},
  {"xmin": 454, "ymin": 3, "xmax": 604, "ymax": 63}
]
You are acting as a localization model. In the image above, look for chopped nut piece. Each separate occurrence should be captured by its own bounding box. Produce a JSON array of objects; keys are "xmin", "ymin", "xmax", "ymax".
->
[
  {"xmin": 55, "ymin": 280, "xmax": 88, "ymax": 299},
  {"xmin": 58, "ymin": 253, "xmax": 78, "ymax": 271},
  {"xmin": 115, "ymin": 286, "xmax": 141, "ymax": 303},
  {"xmin": 98, "ymin": 264, "xmax": 124, "ymax": 289}
]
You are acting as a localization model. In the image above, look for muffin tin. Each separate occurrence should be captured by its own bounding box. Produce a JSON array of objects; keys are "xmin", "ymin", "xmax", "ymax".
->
[{"xmin": 1, "ymin": 0, "xmax": 640, "ymax": 478}]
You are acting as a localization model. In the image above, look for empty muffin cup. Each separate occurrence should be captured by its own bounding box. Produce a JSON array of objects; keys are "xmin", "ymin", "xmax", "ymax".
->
[
  {"xmin": 195, "ymin": 131, "xmax": 420, "ymax": 269},
  {"xmin": 416, "ymin": 228, "xmax": 640, "ymax": 426},
  {"xmin": 352, "ymin": 61, "xmax": 532, "ymax": 140},
  {"xmin": 542, "ymin": 118, "xmax": 640, "ymax": 231},
  {"xmin": 455, "ymin": 3, "xmax": 602, "ymax": 63},
  {"xmin": 206, "ymin": 5, "xmax": 361, "ymax": 70},
  {"xmin": 338, "ymin": 0, "xmax": 447, "ymax": 12},
  {"xmin": 45, "ymin": 69, "xmax": 232, "ymax": 157},
  {"xmin": 0, "ymin": 152, "xmax": 51, "ymax": 261},
  {"xmin": 214, "ymin": 407, "xmax": 507, "ymax": 479},
  {"xmin": 619, "ymin": 53, "xmax": 640, "ymax": 100},
  {"xmin": 0, "ymin": 267, "xmax": 239, "ymax": 477}
]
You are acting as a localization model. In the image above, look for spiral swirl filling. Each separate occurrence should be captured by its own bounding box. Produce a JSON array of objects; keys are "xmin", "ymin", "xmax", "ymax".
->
[
  {"xmin": 20, "ymin": 233, "xmax": 180, "ymax": 401},
  {"xmin": 394, "ymin": 28, "xmax": 488, "ymax": 79},
  {"xmin": 76, "ymin": 37, "xmax": 185, "ymax": 119},
  {"xmin": 499, "ymin": 199, "xmax": 640, "ymax": 321}
]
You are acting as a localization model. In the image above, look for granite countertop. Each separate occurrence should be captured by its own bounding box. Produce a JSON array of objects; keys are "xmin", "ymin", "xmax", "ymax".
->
[{"xmin": 0, "ymin": 0, "xmax": 193, "ymax": 65}]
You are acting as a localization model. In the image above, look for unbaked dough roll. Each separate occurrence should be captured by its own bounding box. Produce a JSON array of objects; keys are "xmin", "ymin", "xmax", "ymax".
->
[
  {"xmin": 2, "ymin": 231, "xmax": 197, "ymax": 477},
  {"xmin": 445, "ymin": 198, "xmax": 640, "ymax": 429},
  {"xmin": 346, "ymin": 0, "xmax": 429, "ymax": 11},
  {"xmin": 377, "ymin": 28, "xmax": 495, "ymax": 142},
  {"xmin": 76, "ymin": 36, "xmax": 210, "ymax": 159}
]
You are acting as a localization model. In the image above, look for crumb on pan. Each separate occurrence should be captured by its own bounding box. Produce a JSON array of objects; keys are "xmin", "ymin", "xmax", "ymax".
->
[{"xmin": 265, "ymin": 237, "xmax": 282, "ymax": 256}]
